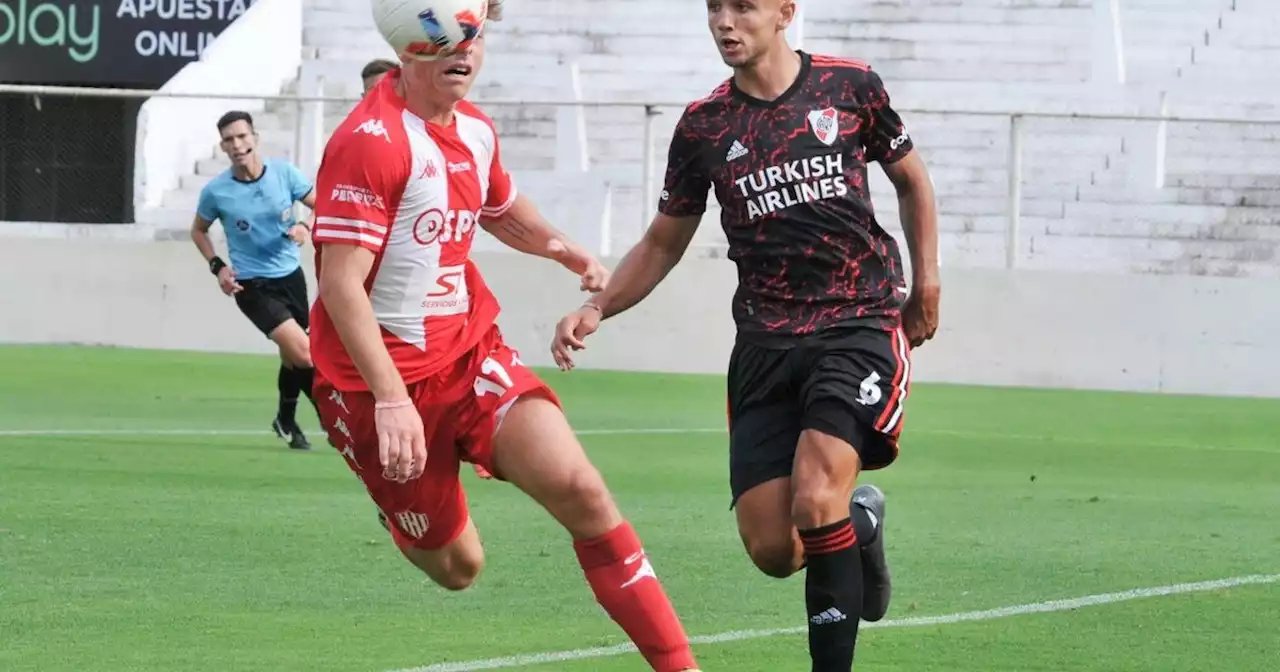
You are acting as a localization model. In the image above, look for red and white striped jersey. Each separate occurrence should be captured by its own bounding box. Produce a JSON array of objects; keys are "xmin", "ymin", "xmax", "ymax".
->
[{"xmin": 309, "ymin": 72, "xmax": 517, "ymax": 391}]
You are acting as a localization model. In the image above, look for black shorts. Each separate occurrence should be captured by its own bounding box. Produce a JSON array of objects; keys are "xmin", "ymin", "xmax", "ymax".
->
[
  {"xmin": 726, "ymin": 326, "xmax": 911, "ymax": 507},
  {"xmin": 234, "ymin": 267, "xmax": 311, "ymax": 337}
]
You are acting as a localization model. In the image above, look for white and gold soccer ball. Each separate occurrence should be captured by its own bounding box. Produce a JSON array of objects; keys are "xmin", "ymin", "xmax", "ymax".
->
[{"xmin": 372, "ymin": 0, "xmax": 491, "ymax": 61}]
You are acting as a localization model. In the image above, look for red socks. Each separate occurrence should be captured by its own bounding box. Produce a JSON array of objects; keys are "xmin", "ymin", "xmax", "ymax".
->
[{"xmin": 573, "ymin": 521, "xmax": 698, "ymax": 672}]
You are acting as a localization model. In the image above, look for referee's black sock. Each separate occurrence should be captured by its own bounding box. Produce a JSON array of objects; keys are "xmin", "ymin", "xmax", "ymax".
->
[
  {"xmin": 800, "ymin": 518, "xmax": 863, "ymax": 671},
  {"xmin": 292, "ymin": 366, "xmax": 320, "ymax": 422},
  {"xmin": 277, "ymin": 364, "xmax": 301, "ymax": 428}
]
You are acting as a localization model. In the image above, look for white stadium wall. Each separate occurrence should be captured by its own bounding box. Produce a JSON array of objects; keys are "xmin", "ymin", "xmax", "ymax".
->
[
  {"xmin": 0, "ymin": 236, "xmax": 1276, "ymax": 399},
  {"xmin": 3, "ymin": 0, "xmax": 1279, "ymax": 401}
]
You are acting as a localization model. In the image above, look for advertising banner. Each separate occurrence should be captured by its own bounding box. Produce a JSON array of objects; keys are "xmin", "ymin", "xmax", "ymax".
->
[{"xmin": 0, "ymin": 0, "xmax": 255, "ymax": 87}]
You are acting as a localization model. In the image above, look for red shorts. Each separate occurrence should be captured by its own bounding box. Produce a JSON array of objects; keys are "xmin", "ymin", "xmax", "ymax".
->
[{"xmin": 314, "ymin": 326, "xmax": 559, "ymax": 550}]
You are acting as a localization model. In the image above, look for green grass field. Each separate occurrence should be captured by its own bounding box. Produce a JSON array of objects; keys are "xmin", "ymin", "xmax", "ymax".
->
[{"xmin": 2, "ymin": 345, "xmax": 1278, "ymax": 671}]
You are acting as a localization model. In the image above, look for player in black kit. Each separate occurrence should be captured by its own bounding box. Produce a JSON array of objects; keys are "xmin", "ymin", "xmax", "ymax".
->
[{"xmin": 551, "ymin": 0, "xmax": 939, "ymax": 669}]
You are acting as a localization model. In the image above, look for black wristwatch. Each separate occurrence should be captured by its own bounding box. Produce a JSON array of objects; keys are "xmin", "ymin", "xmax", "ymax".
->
[{"xmin": 209, "ymin": 256, "xmax": 227, "ymax": 275}]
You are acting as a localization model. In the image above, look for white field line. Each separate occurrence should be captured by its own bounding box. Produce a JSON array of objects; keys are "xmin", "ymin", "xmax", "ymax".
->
[{"xmin": 388, "ymin": 573, "xmax": 1280, "ymax": 672}]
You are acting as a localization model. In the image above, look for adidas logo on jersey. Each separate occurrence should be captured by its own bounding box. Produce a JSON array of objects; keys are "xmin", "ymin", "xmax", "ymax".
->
[
  {"xmin": 726, "ymin": 139, "xmax": 748, "ymax": 162},
  {"xmin": 355, "ymin": 119, "xmax": 391, "ymax": 142},
  {"xmin": 809, "ymin": 607, "xmax": 848, "ymax": 625}
]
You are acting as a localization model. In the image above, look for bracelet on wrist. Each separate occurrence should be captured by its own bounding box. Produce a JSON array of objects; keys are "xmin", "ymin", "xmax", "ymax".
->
[
  {"xmin": 374, "ymin": 399, "xmax": 413, "ymax": 410},
  {"xmin": 209, "ymin": 256, "xmax": 227, "ymax": 275},
  {"xmin": 581, "ymin": 302, "xmax": 603, "ymax": 314}
]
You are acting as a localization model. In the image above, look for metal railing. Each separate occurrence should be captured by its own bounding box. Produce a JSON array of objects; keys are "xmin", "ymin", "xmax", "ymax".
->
[{"xmin": 2, "ymin": 83, "xmax": 1279, "ymax": 268}]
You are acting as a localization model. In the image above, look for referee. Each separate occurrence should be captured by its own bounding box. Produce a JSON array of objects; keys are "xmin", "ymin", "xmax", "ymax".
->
[{"xmin": 190, "ymin": 110, "xmax": 321, "ymax": 451}]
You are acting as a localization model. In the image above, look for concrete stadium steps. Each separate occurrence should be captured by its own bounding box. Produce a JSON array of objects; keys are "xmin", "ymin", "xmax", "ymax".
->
[
  {"xmin": 1029, "ymin": 232, "xmax": 1278, "ymax": 269},
  {"xmin": 1120, "ymin": 0, "xmax": 1232, "ymax": 83},
  {"xmin": 574, "ymin": 109, "xmax": 1125, "ymax": 237},
  {"xmin": 254, "ymin": 97, "xmax": 561, "ymax": 160},
  {"xmin": 808, "ymin": 0, "xmax": 1093, "ymax": 77},
  {"xmin": 307, "ymin": 31, "xmax": 724, "ymax": 67},
  {"xmin": 1169, "ymin": 174, "xmax": 1280, "ymax": 197},
  {"xmin": 1134, "ymin": 257, "xmax": 1280, "ymax": 278},
  {"xmin": 821, "ymin": 4, "xmax": 1090, "ymax": 26},
  {"xmin": 578, "ymin": 110, "xmax": 1125, "ymax": 170},
  {"xmin": 1167, "ymin": 154, "xmax": 1280, "ymax": 176},
  {"xmin": 875, "ymin": 200, "xmax": 1280, "ymax": 234},
  {"xmin": 1168, "ymin": 188, "xmax": 1280, "ymax": 208},
  {"xmin": 300, "ymin": 50, "xmax": 568, "ymax": 99},
  {"xmin": 1128, "ymin": 0, "xmax": 1280, "ymax": 91},
  {"xmin": 811, "ymin": 19, "xmax": 1089, "ymax": 47},
  {"xmin": 693, "ymin": 227, "xmax": 1280, "ymax": 279},
  {"xmin": 130, "ymin": 0, "xmax": 1280, "ymax": 278},
  {"xmin": 894, "ymin": 229, "xmax": 1274, "ymax": 277},
  {"xmin": 887, "ymin": 211, "xmax": 1280, "ymax": 243},
  {"xmin": 677, "ymin": 199, "xmax": 1280, "ymax": 255},
  {"xmin": 303, "ymin": 4, "xmax": 374, "ymax": 29},
  {"xmin": 1168, "ymin": 120, "xmax": 1280, "ymax": 145},
  {"xmin": 811, "ymin": 40, "xmax": 1078, "ymax": 65}
]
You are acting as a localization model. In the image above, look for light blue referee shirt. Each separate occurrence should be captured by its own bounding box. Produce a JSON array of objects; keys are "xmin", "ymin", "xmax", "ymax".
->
[{"xmin": 196, "ymin": 159, "xmax": 315, "ymax": 280}]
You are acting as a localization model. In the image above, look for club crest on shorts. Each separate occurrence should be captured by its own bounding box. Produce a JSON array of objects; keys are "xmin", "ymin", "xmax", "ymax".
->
[
  {"xmin": 808, "ymin": 107, "xmax": 839, "ymax": 146},
  {"xmin": 395, "ymin": 510, "xmax": 431, "ymax": 539}
]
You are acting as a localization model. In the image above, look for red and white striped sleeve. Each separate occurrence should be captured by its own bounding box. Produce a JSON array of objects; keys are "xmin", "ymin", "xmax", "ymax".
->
[
  {"xmin": 312, "ymin": 118, "xmax": 410, "ymax": 252},
  {"xmin": 481, "ymin": 125, "xmax": 517, "ymax": 219}
]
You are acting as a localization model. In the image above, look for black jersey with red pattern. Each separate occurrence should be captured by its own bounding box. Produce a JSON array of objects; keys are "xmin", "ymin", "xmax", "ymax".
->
[{"xmin": 659, "ymin": 51, "xmax": 914, "ymax": 345}]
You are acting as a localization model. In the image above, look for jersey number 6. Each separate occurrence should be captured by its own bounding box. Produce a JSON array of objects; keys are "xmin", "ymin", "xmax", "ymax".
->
[{"xmin": 857, "ymin": 371, "xmax": 883, "ymax": 407}]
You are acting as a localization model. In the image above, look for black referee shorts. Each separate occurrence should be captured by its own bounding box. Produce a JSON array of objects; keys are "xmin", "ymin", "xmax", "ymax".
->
[
  {"xmin": 234, "ymin": 266, "xmax": 311, "ymax": 337},
  {"xmin": 726, "ymin": 326, "xmax": 912, "ymax": 507}
]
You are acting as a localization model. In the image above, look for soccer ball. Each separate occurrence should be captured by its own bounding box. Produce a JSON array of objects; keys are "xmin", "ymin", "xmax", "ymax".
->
[{"xmin": 372, "ymin": 0, "xmax": 489, "ymax": 61}]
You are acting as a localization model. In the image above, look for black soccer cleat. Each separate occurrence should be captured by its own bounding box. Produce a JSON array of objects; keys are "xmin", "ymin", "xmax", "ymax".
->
[
  {"xmin": 287, "ymin": 427, "xmax": 313, "ymax": 451},
  {"xmin": 271, "ymin": 417, "xmax": 312, "ymax": 451},
  {"xmin": 271, "ymin": 417, "xmax": 290, "ymax": 441},
  {"xmin": 853, "ymin": 483, "xmax": 891, "ymax": 622}
]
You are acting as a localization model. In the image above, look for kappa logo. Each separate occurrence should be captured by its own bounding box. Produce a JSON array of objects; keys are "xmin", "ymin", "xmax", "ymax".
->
[
  {"xmin": 328, "ymin": 389, "xmax": 349, "ymax": 414},
  {"xmin": 338, "ymin": 443, "xmax": 359, "ymax": 470},
  {"xmin": 354, "ymin": 118, "xmax": 391, "ymax": 142},
  {"xmin": 620, "ymin": 549, "xmax": 657, "ymax": 589},
  {"xmin": 422, "ymin": 160, "xmax": 439, "ymax": 179},
  {"xmin": 807, "ymin": 107, "xmax": 839, "ymax": 146}
]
